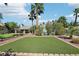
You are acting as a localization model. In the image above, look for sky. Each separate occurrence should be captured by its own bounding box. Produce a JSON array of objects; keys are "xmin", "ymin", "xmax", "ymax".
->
[{"xmin": 0, "ymin": 3, "xmax": 79, "ymax": 27}]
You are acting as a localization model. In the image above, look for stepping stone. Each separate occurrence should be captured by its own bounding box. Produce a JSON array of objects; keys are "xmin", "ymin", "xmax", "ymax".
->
[
  {"xmin": 49, "ymin": 54, "xmax": 54, "ymax": 56},
  {"xmin": 75, "ymin": 54, "xmax": 79, "ymax": 56},
  {"xmin": 26, "ymin": 53, "xmax": 32, "ymax": 56},
  {"xmin": 33, "ymin": 53, "xmax": 39, "ymax": 56},
  {"xmin": 64, "ymin": 54, "xmax": 69, "ymax": 56},
  {"xmin": 23, "ymin": 53, "xmax": 28, "ymax": 56},
  {"xmin": 59, "ymin": 54, "xmax": 65, "ymax": 56},
  {"xmin": 54, "ymin": 54, "xmax": 59, "ymax": 56},
  {"xmin": 37, "ymin": 53, "xmax": 43, "ymax": 56},
  {"xmin": 17, "ymin": 53, "xmax": 23, "ymax": 56},
  {"xmin": 29, "ymin": 53, "xmax": 34, "ymax": 56},
  {"xmin": 43, "ymin": 53, "xmax": 48, "ymax": 56},
  {"xmin": 70, "ymin": 54, "xmax": 75, "ymax": 56}
]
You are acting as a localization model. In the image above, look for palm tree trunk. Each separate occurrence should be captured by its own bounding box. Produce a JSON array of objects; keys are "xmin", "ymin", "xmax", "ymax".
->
[
  {"xmin": 74, "ymin": 13, "xmax": 77, "ymax": 26},
  {"xmin": 36, "ymin": 14, "xmax": 39, "ymax": 35},
  {"xmin": 32, "ymin": 20, "xmax": 33, "ymax": 34}
]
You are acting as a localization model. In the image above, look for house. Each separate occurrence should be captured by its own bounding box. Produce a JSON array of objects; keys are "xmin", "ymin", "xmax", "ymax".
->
[{"xmin": 14, "ymin": 25, "xmax": 30, "ymax": 34}]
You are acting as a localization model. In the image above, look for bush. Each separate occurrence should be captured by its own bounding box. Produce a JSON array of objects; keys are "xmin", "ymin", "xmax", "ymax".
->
[
  {"xmin": 74, "ymin": 28, "xmax": 79, "ymax": 36},
  {"xmin": 67, "ymin": 26, "xmax": 78, "ymax": 38},
  {"xmin": 72, "ymin": 38, "xmax": 79, "ymax": 44},
  {"xmin": 46, "ymin": 21, "xmax": 52, "ymax": 35},
  {"xmin": 30, "ymin": 25, "xmax": 36, "ymax": 34},
  {"xmin": 52, "ymin": 22, "xmax": 65, "ymax": 35},
  {"xmin": 0, "ymin": 34, "xmax": 16, "ymax": 39}
]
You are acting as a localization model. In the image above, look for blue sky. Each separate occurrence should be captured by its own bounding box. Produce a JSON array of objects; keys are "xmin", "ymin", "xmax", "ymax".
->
[
  {"xmin": 0, "ymin": 3, "xmax": 78, "ymax": 27},
  {"xmin": 41, "ymin": 3, "xmax": 74, "ymax": 22}
]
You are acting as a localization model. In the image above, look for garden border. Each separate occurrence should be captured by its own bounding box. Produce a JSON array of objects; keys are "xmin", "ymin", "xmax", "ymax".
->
[{"xmin": 54, "ymin": 36, "xmax": 79, "ymax": 49}]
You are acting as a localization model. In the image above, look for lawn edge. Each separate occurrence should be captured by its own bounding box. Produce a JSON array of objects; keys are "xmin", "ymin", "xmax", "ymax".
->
[{"xmin": 54, "ymin": 36, "xmax": 79, "ymax": 49}]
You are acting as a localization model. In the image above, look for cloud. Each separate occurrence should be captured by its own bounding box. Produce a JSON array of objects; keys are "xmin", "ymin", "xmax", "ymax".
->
[
  {"xmin": 68, "ymin": 3, "xmax": 79, "ymax": 8},
  {"xmin": 66, "ymin": 14, "xmax": 74, "ymax": 18},
  {"xmin": 39, "ymin": 19, "xmax": 55, "ymax": 24},
  {"xmin": 66, "ymin": 13, "xmax": 79, "ymax": 22},
  {"xmin": 0, "ymin": 3, "xmax": 29, "ymax": 18}
]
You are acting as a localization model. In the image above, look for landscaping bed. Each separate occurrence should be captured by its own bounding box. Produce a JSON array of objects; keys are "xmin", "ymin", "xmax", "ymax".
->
[
  {"xmin": 58, "ymin": 35, "xmax": 71, "ymax": 39},
  {"xmin": 0, "ymin": 33, "xmax": 24, "ymax": 41},
  {"xmin": 0, "ymin": 37, "xmax": 79, "ymax": 54},
  {"xmin": 0, "ymin": 34, "xmax": 16, "ymax": 39},
  {"xmin": 0, "ymin": 34, "xmax": 16, "ymax": 41}
]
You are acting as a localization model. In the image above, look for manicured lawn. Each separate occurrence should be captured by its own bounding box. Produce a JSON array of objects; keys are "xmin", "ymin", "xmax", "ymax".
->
[
  {"xmin": 0, "ymin": 34, "xmax": 16, "ymax": 39},
  {"xmin": 0, "ymin": 37, "xmax": 79, "ymax": 54}
]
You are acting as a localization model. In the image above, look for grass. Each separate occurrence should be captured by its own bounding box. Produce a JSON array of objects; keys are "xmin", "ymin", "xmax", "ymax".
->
[
  {"xmin": 0, "ymin": 37, "xmax": 79, "ymax": 54},
  {"xmin": 0, "ymin": 34, "xmax": 16, "ymax": 39}
]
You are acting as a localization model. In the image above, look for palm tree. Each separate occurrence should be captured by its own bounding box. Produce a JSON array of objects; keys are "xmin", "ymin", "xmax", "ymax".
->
[
  {"xmin": 0, "ymin": 13, "xmax": 3, "ymax": 23},
  {"xmin": 28, "ymin": 11, "xmax": 34, "ymax": 34},
  {"xmin": 28, "ymin": 4, "xmax": 35, "ymax": 34},
  {"xmin": 73, "ymin": 8, "xmax": 79, "ymax": 26},
  {"xmin": 31, "ymin": 3, "xmax": 44, "ymax": 35}
]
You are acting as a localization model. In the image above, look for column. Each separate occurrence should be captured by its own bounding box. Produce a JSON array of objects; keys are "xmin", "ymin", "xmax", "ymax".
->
[{"xmin": 23, "ymin": 29, "xmax": 25, "ymax": 34}]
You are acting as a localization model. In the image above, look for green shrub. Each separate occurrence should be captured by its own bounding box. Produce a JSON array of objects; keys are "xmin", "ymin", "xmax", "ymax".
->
[
  {"xmin": 46, "ymin": 21, "xmax": 52, "ymax": 35},
  {"xmin": 52, "ymin": 22, "xmax": 65, "ymax": 35},
  {"xmin": 0, "ymin": 34, "xmax": 16, "ymax": 39},
  {"xmin": 67, "ymin": 26, "xmax": 78, "ymax": 38}
]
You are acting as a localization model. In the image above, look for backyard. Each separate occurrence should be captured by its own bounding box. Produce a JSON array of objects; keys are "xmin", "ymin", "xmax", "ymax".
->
[
  {"xmin": 0, "ymin": 37, "xmax": 79, "ymax": 54},
  {"xmin": 0, "ymin": 3, "xmax": 79, "ymax": 56}
]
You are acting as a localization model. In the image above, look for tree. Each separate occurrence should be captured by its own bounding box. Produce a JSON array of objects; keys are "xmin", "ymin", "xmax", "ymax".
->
[
  {"xmin": 38, "ymin": 23, "xmax": 44, "ymax": 35},
  {"xmin": 52, "ymin": 22, "xmax": 65, "ymax": 35},
  {"xmin": 57, "ymin": 16, "xmax": 68, "ymax": 28},
  {"xmin": 0, "ymin": 13, "xmax": 3, "ymax": 23},
  {"xmin": 28, "ymin": 5, "xmax": 35, "ymax": 34},
  {"xmin": 46, "ymin": 21, "xmax": 52, "ymax": 35},
  {"xmin": 73, "ymin": 8, "xmax": 79, "ymax": 26},
  {"xmin": 31, "ymin": 3, "xmax": 44, "ymax": 35},
  {"xmin": 68, "ymin": 26, "xmax": 77, "ymax": 39},
  {"xmin": 5, "ymin": 22, "xmax": 18, "ymax": 33},
  {"xmin": 30, "ymin": 25, "xmax": 36, "ymax": 34}
]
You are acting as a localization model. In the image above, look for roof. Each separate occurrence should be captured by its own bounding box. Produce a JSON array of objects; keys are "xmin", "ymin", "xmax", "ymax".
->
[{"xmin": 19, "ymin": 26, "xmax": 30, "ymax": 30}]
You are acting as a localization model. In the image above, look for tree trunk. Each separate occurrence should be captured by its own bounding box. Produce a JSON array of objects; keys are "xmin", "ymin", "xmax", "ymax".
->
[
  {"xmin": 32, "ymin": 20, "xmax": 33, "ymax": 34},
  {"xmin": 74, "ymin": 13, "xmax": 77, "ymax": 26},
  {"xmin": 36, "ymin": 14, "xmax": 39, "ymax": 35}
]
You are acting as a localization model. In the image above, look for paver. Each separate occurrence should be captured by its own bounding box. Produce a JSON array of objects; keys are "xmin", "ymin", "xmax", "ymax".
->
[
  {"xmin": 43, "ymin": 53, "xmax": 48, "ymax": 56},
  {"xmin": 59, "ymin": 54, "xmax": 65, "ymax": 56}
]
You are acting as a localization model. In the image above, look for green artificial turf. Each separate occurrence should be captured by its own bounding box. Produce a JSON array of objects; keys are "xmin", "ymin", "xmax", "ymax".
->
[
  {"xmin": 0, "ymin": 34, "xmax": 16, "ymax": 39},
  {"xmin": 0, "ymin": 37, "xmax": 79, "ymax": 54}
]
